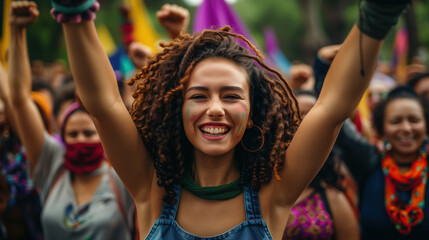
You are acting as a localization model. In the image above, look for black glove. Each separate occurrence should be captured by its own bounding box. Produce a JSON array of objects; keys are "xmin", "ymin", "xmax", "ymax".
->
[{"xmin": 357, "ymin": 0, "xmax": 410, "ymax": 39}]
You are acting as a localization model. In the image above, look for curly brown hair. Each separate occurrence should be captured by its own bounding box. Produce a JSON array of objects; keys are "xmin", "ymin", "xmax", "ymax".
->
[{"xmin": 128, "ymin": 26, "xmax": 300, "ymax": 203}]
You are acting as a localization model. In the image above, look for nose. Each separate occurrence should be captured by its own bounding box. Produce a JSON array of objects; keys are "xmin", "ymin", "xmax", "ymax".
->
[
  {"xmin": 400, "ymin": 120, "xmax": 413, "ymax": 132},
  {"xmin": 74, "ymin": 133, "xmax": 87, "ymax": 143},
  {"xmin": 206, "ymin": 98, "xmax": 225, "ymax": 118}
]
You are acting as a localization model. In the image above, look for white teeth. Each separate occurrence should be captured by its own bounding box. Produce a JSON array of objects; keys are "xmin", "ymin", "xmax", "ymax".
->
[{"xmin": 200, "ymin": 126, "xmax": 229, "ymax": 135}]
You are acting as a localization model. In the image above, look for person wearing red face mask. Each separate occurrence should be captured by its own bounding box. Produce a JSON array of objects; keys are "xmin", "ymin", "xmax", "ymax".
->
[
  {"xmin": 60, "ymin": 102, "xmax": 106, "ymax": 174},
  {"xmin": 6, "ymin": 3, "xmax": 135, "ymax": 240}
]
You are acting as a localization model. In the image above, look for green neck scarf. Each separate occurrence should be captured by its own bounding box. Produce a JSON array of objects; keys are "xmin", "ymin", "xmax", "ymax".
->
[{"xmin": 181, "ymin": 170, "xmax": 242, "ymax": 200}]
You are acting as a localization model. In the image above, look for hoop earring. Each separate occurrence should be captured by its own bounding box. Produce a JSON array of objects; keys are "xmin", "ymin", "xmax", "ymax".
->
[
  {"xmin": 241, "ymin": 125, "xmax": 264, "ymax": 152},
  {"xmin": 383, "ymin": 138, "xmax": 391, "ymax": 152}
]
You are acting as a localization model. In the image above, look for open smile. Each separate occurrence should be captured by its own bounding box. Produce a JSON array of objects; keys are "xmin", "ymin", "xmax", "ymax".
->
[{"xmin": 200, "ymin": 126, "xmax": 231, "ymax": 136}]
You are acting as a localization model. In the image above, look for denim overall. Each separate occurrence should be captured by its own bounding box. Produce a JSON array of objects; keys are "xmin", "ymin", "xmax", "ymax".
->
[{"xmin": 145, "ymin": 184, "xmax": 273, "ymax": 239}]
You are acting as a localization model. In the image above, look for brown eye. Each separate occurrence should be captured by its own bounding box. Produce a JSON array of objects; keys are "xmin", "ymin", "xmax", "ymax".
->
[
  {"xmin": 224, "ymin": 94, "xmax": 240, "ymax": 100},
  {"xmin": 388, "ymin": 118, "xmax": 401, "ymax": 125},
  {"xmin": 83, "ymin": 130, "xmax": 96, "ymax": 138},
  {"xmin": 67, "ymin": 131, "xmax": 78, "ymax": 138},
  {"xmin": 190, "ymin": 95, "xmax": 206, "ymax": 100},
  {"xmin": 409, "ymin": 116, "xmax": 422, "ymax": 123}
]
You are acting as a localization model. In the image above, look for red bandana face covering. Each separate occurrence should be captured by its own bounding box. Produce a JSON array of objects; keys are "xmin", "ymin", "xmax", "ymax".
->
[{"xmin": 64, "ymin": 142, "xmax": 105, "ymax": 174}]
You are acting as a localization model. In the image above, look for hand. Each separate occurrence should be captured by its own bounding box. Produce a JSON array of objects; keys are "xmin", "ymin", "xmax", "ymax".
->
[
  {"xmin": 9, "ymin": 1, "xmax": 39, "ymax": 29},
  {"xmin": 406, "ymin": 63, "xmax": 428, "ymax": 81},
  {"xmin": 156, "ymin": 4, "xmax": 189, "ymax": 40},
  {"xmin": 317, "ymin": 44, "xmax": 341, "ymax": 64},
  {"xmin": 289, "ymin": 64, "xmax": 313, "ymax": 90},
  {"xmin": 128, "ymin": 42, "xmax": 153, "ymax": 70}
]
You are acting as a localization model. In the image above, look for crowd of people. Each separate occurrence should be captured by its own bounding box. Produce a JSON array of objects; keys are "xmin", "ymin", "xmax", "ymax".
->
[{"xmin": 1, "ymin": 0, "xmax": 428, "ymax": 239}]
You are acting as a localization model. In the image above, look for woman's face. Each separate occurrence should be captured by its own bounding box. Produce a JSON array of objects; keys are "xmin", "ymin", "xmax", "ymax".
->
[
  {"xmin": 182, "ymin": 58, "xmax": 251, "ymax": 157},
  {"xmin": 384, "ymin": 98, "xmax": 426, "ymax": 157},
  {"xmin": 64, "ymin": 111, "xmax": 100, "ymax": 144}
]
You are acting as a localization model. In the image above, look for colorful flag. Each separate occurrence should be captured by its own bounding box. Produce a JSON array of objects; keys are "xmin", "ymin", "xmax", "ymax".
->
[
  {"xmin": 392, "ymin": 27, "xmax": 408, "ymax": 84},
  {"xmin": 123, "ymin": 0, "xmax": 159, "ymax": 52},
  {"xmin": 193, "ymin": 0, "xmax": 257, "ymax": 50},
  {"xmin": 193, "ymin": 0, "xmax": 251, "ymax": 37},
  {"xmin": 264, "ymin": 27, "xmax": 291, "ymax": 76}
]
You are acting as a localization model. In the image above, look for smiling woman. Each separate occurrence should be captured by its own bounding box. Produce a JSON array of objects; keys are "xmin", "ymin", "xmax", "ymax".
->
[
  {"xmin": 53, "ymin": 0, "xmax": 410, "ymax": 238},
  {"xmin": 357, "ymin": 86, "xmax": 429, "ymax": 239}
]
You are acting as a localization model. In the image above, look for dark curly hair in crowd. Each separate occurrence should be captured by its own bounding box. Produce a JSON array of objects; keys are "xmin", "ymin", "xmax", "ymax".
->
[
  {"xmin": 128, "ymin": 26, "xmax": 300, "ymax": 203},
  {"xmin": 373, "ymin": 86, "xmax": 428, "ymax": 136}
]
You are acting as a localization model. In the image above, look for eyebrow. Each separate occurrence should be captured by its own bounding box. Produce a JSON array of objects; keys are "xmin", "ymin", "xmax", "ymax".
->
[{"xmin": 186, "ymin": 86, "xmax": 245, "ymax": 94}]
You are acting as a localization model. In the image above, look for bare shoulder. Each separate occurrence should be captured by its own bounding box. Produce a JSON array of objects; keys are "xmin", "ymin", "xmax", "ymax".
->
[
  {"xmin": 325, "ymin": 187, "xmax": 359, "ymax": 240},
  {"xmin": 325, "ymin": 187, "xmax": 354, "ymax": 215}
]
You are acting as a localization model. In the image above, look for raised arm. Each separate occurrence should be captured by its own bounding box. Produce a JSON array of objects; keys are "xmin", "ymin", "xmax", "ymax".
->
[
  {"xmin": 57, "ymin": 2, "xmax": 154, "ymax": 200},
  {"xmin": 273, "ymin": 1, "xmax": 409, "ymax": 205},
  {"xmin": 7, "ymin": 2, "xmax": 45, "ymax": 171},
  {"xmin": 313, "ymin": 45, "xmax": 380, "ymax": 185}
]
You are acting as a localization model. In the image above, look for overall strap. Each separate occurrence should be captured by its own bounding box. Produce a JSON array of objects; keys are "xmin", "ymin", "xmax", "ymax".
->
[
  {"xmin": 243, "ymin": 185, "xmax": 262, "ymax": 220},
  {"xmin": 160, "ymin": 185, "xmax": 182, "ymax": 220}
]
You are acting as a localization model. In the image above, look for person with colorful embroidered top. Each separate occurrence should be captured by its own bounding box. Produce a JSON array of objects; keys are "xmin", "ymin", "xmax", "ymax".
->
[
  {"xmin": 6, "ymin": 2, "xmax": 135, "ymax": 240},
  {"xmin": 314, "ymin": 44, "xmax": 429, "ymax": 239},
  {"xmin": 51, "ymin": 0, "xmax": 409, "ymax": 239}
]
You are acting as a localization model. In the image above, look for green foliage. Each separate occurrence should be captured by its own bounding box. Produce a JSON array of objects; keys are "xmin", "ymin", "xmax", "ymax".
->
[
  {"xmin": 234, "ymin": 0, "xmax": 304, "ymax": 61},
  {"xmin": 27, "ymin": 1, "xmax": 64, "ymax": 63}
]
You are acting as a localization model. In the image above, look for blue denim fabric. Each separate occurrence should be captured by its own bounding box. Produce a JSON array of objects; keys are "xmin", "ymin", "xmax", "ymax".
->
[{"xmin": 146, "ymin": 185, "xmax": 273, "ymax": 240}]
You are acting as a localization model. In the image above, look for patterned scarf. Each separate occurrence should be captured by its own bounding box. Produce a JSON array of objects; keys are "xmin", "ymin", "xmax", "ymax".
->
[{"xmin": 382, "ymin": 150, "xmax": 427, "ymax": 235}]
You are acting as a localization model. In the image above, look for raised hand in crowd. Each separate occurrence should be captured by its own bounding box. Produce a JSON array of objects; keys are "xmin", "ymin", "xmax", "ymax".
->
[
  {"xmin": 156, "ymin": 4, "xmax": 190, "ymax": 39},
  {"xmin": 9, "ymin": 1, "xmax": 39, "ymax": 28},
  {"xmin": 317, "ymin": 44, "xmax": 341, "ymax": 64},
  {"xmin": 128, "ymin": 41, "xmax": 153, "ymax": 70},
  {"xmin": 7, "ymin": 1, "xmax": 44, "ymax": 167},
  {"xmin": 289, "ymin": 63, "xmax": 313, "ymax": 90}
]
